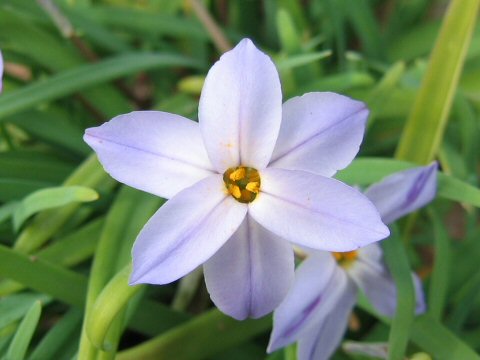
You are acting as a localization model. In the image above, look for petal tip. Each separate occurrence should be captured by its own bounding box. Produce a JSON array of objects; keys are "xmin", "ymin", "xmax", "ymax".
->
[
  {"xmin": 128, "ymin": 271, "xmax": 143, "ymax": 286},
  {"xmin": 379, "ymin": 222, "xmax": 391, "ymax": 238},
  {"xmin": 266, "ymin": 336, "xmax": 282, "ymax": 354}
]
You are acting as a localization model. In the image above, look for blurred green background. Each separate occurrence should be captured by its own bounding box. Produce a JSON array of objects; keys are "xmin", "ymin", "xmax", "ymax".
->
[{"xmin": 0, "ymin": 0, "xmax": 480, "ymax": 359}]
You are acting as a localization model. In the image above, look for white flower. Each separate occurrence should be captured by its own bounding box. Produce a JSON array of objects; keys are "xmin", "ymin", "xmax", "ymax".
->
[{"xmin": 84, "ymin": 39, "xmax": 389, "ymax": 320}]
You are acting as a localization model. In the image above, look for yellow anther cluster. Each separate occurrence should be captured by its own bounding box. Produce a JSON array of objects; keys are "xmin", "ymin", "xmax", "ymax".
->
[
  {"xmin": 223, "ymin": 166, "xmax": 261, "ymax": 203},
  {"xmin": 332, "ymin": 250, "xmax": 358, "ymax": 268}
]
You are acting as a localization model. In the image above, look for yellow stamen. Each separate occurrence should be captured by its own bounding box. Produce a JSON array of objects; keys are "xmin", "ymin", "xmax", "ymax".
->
[
  {"xmin": 223, "ymin": 166, "xmax": 261, "ymax": 203},
  {"xmin": 229, "ymin": 168, "xmax": 246, "ymax": 181},
  {"xmin": 230, "ymin": 185, "xmax": 241, "ymax": 199},
  {"xmin": 245, "ymin": 182, "xmax": 259, "ymax": 193},
  {"xmin": 332, "ymin": 250, "xmax": 358, "ymax": 268}
]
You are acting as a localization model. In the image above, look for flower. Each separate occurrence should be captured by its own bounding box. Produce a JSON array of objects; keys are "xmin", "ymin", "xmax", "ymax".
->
[
  {"xmin": 84, "ymin": 39, "xmax": 389, "ymax": 320},
  {"xmin": 268, "ymin": 163, "xmax": 438, "ymax": 360}
]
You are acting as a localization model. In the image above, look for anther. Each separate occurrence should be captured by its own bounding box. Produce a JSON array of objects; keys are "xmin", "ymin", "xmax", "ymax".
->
[
  {"xmin": 223, "ymin": 166, "xmax": 261, "ymax": 203},
  {"xmin": 332, "ymin": 250, "xmax": 358, "ymax": 268}
]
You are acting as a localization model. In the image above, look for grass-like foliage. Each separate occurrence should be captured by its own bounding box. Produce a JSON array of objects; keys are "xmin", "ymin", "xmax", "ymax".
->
[{"xmin": 1, "ymin": 0, "xmax": 480, "ymax": 359}]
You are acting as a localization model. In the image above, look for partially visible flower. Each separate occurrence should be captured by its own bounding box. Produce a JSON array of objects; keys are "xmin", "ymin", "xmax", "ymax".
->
[
  {"xmin": 84, "ymin": 39, "xmax": 389, "ymax": 320},
  {"xmin": 268, "ymin": 163, "xmax": 437, "ymax": 360},
  {"xmin": 0, "ymin": 50, "xmax": 3, "ymax": 92}
]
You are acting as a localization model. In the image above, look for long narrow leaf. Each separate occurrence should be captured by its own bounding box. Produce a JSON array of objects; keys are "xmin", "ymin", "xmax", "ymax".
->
[
  {"xmin": 6, "ymin": 301, "xmax": 42, "ymax": 360},
  {"xmin": 0, "ymin": 53, "xmax": 201, "ymax": 119},
  {"xmin": 395, "ymin": 0, "xmax": 480, "ymax": 163},
  {"xmin": 382, "ymin": 228, "xmax": 415, "ymax": 360},
  {"xmin": 13, "ymin": 186, "xmax": 98, "ymax": 231}
]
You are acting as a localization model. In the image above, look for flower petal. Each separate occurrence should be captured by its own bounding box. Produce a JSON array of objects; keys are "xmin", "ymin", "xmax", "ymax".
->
[
  {"xmin": 199, "ymin": 38, "xmax": 282, "ymax": 172},
  {"xmin": 268, "ymin": 252, "xmax": 346, "ymax": 352},
  {"xmin": 364, "ymin": 163, "xmax": 438, "ymax": 224},
  {"xmin": 0, "ymin": 50, "xmax": 3, "ymax": 92},
  {"xmin": 350, "ymin": 243, "xmax": 426, "ymax": 316},
  {"xmin": 250, "ymin": 168, "xmax": 390, "ymax": 252},
  {"xmin": 204, "ymin": 215, "xmax": 294, "ymax": 320},
  {"xmin": 130, "ymin": 175, "xmax": 247, "ymax": 285},
  {"xmin": 84, "ymin": 111, "xmax": 216, "ymax": 199},
  {"xmin": 269, "ymin": 92, "xmax": 368, "ymax": 177},
  {"xmin": 297, "ymin": 279, "xmax": 357, "ymax": 360},
  {"xmin": 413, "ymin": 272, "xmax": 427, "ymax": 314}
]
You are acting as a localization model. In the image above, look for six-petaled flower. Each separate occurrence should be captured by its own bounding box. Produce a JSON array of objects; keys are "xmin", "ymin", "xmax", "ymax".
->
[{"xmin": 84, "ymin": 38, "xmax": 390, "ymax": 320}]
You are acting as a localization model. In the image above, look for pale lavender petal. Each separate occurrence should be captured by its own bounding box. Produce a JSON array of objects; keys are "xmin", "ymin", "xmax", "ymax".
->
[
  {"xmin": 268, "ymin": 252, "xmax": 343, "ymax": 352},
  {"xmin": 204, "ymin": 215, "xmax": 294, "ymax": 320},
  {"xmin": 269, "ymin": 92, "xmax": 368, "ymax": 177},
  {"xmin": 350, "ymin": 243, "xmax": 426, "ymax": 316},
  {"xmin": 364, "ymin": 163, "xmax": 438, "ymax": 224},
  {"xmin": 84, "ymin": 111, "xmax": 216, "ymax": 199},
  {"xmin": 130, "ymin": 175, "xmax": 247, "ymax": 285},
  {"xmin": 297, "ymin": 279, "xmax": 357, "ymax": 360},
  {"xmin": 413, "ymin": 272, "xmax": 427, "ymax": 314},
  {"xmin": 199, "ymin": 38, "xmax": 282, "ymax": 172},
  {"xmin": 249, "ymin": 168, "xmax": 390, "ymax": 252},
  {"xmin": 0, "ymin": 50, "xmax": 3, "ymax": 92}
]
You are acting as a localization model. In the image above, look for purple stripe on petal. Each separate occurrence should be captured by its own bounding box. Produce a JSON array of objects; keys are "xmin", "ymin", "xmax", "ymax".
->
[
  {"xmin": 404, "ymin": 163, "xmax": 437, "ymax": 208},
  {"xmin": 268, "ymin": 253, "xmax": 354, "ymax": 353},
  {"xmin": 297, "ymin": 279, "xmax": 357, "ymax": 360},
  {"xmin": 130, "ymin": 175, "xmax": 247, "ymax": 285},
  {"xmin": 281, "ymin": 294, "xmax": 322, "ymax": 339},
  {"xmin": 364, "ymin": 162, "xmax": 438, "ymax": 224},
  {"xmin": 204, "ymin": 215, "xmax": 294, "ymax": 320}
]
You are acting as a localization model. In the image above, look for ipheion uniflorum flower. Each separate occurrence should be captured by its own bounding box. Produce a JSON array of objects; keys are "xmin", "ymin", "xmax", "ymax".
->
[{"xmin": 84, "ymin": 38, "xmax": 390, "ymax": 320}]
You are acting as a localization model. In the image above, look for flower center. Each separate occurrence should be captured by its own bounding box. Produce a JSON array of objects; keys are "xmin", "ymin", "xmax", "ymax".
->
[
  {"xmin": 223, "ymin": 166, "xmax": 260, "ymax": 203},
  {"xmin": 332, "ymin": 250, "xmax": 358, "ymax": 268}
]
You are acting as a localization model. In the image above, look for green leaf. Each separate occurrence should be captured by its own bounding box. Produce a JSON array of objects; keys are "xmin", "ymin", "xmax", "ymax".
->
[
  {"xmin": 29, "ymin": 309, "xmax": 82, "ymax": 360},
  {"xmin": 6, "ymin": 301, "xmax": 42, "ymax": 360},
  {"xmin": 116, "ymin": 310, "xmax": 271, "ymax": 360},
  {"xmin": 0, "ymin": 293, "xmax": 49, "ymax": 330},
  {"xmin": 81, "ymin": 5, "xmax": 208, "ymax": 40},
  {"xmin": 0, "ymin": 178, "xmax": 56, "ymax": 202},
  {"xmin": 87, "ymin": 264, "xmax": 143, "ymax": 351},
  {"xmin": 359, "ymin": 298, "xmax": 480, "ymax": 359},
  {"xmin": 276, "ymin": 51, "xmax": 332, "ymax": 71},
  {"xmin": 382, "ymin": 228, "xmax": 415, "ymax": 360},
  {"xmin": 0, "ymin": 218, "xmax": 103, "ymax": 297},
  {"xmin": 428, "ymin": 210, "xmax": 451, "ymax": 321},
  {"xmin": 0, "ymin": 6, "xmax": 132, "ymax": 117},
  {"xmin": 395, "ymin": 0, "xmax": 480, "ymax": 163},
  {"xmin": 276, "ymin": 8, "xmax": 301, "ymax": 54},
  {"xmin": 0, "ymin": 151, "xmax": 75, "ymax": 183},
  {"xmin": 411, "ymin": 314, "xmax": 480, "ymax": 360},
  {"xmin": 78, "ymin": 186, "xmax": 162, "ymax": 358},
  {"xmin": 8, "ymin": 109, "xmax": 89, "ymax": 156},
  {"xmin": 0, "ymin": 53, "xmax": 201, "ymax": 120},
  {"xmin": 0, "ymin": 244, "xmax": 87, "ymax": 307},
  {"xmin": 0, "ymin": 202, "xmax": 18, "ymax": 224},
  {"xmin": 13, "ymin": 186, "xmax": 99, "ymax": 232},
  {"xmin": 346, "ymin": 0, "xmax": 384, "ymax": 60},
  {"xmin": 13, "ymin": 154, "xmax": 114, "ymax": 254}
]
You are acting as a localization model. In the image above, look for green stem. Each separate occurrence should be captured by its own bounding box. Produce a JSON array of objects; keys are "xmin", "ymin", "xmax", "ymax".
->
[
  {"xmin": 87, "ymin": 264, "xmax": 143, "ymax": 350},
  {"xmin": 78, "ymin": 187, "xmax": 162, "ymax": 359}
]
